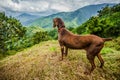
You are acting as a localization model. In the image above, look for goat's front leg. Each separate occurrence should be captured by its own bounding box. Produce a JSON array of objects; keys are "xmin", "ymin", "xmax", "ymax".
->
[
  {"xmin": 60, "ymin": 46, "xmax": 64, "ymax": 60},
  {"xmin": 65, "ymin": 47, "xmax": 68, "ymax": 56}
]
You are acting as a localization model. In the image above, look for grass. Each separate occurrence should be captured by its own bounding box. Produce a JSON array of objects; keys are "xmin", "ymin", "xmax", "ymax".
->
[
  {"xmin": 0, "ymin": 40, "xmax": 120, "ymax": 80},
  {"xmin": 101, "ymin": 47, "xmax": 114, "ymax": 54}
]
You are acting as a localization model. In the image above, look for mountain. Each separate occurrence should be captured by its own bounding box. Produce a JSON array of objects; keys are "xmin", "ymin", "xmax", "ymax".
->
[
  {"xmin": 0, "ymin": 6, "xmax": 59, "ymax": 26},
  {"xmin": 16, "ymin": 13, "xmax": 39, "ymax": 26},
  {"xmin": 28, "ymin": 3, "xmax": 115, "ymax": 29}
]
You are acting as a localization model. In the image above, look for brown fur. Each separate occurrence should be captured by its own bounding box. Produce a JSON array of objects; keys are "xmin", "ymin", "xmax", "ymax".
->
[{"xmin": 53, "ymin": 18, "xmax": 112, "ymax": 74}]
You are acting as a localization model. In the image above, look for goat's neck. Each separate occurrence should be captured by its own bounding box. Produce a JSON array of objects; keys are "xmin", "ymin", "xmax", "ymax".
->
[
  {"xmin": 58, "ymin": 27, "xmax": 63, "ymax": 31},
  {"xmin": 57, "ymin": 26, "xmax": 65, "ymax": 32}
]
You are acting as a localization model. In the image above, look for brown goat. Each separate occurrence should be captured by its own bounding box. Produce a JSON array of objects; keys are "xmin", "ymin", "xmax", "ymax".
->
[{"xmin": 53, "ymin": 18, "xmax": 112, "ymax": 74}]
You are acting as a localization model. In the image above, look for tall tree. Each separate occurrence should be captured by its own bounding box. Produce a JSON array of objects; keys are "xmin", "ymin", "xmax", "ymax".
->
[{"xmin": 0, "ymin": 12, "xmax": 26, "ymax": 54}]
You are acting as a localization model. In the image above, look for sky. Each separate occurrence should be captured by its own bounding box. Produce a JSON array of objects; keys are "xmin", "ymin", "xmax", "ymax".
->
[{"xmin": 0, "ymin": 0, "xmax": 120, "ymax": 16}]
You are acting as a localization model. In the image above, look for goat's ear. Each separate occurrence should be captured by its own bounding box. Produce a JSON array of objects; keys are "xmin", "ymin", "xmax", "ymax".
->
[{"xmin": 53, "ymin": 19, "xmax": 56, "ymax": 28}]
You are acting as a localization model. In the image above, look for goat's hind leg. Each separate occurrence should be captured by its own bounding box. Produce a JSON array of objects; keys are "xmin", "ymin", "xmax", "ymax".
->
[
  {"xmin": 97, "ymin": 53, "xmax": 104, "ymax": 68},
  {"xmin": 84, "ymin": 54, "xmax": 96, "ymax": 75}
]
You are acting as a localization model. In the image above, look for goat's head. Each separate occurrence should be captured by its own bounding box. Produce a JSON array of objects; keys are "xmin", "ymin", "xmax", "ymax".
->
[{"xmin": 53, "ymin": 18, "xmax": 65, "ymax": 29}]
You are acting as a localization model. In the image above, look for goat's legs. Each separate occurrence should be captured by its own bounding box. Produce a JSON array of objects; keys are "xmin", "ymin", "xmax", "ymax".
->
[
  {"xmin": 97, "ymin": 53, "xmax": 104, "ymax": 68},
  {"xmin": 86, "ymin": 54, "xmax": 96, "ymax": 74},
  {"xmin": 89, "ymin": 58, "xmax": 96, "ymax": 73},
  {"xmin": 65, "ymin": 47, "xmax": 68, "ymax": 56},
  {"xmin": 60, "ymin": 46, "xmax": 64, "ymax": 60}
]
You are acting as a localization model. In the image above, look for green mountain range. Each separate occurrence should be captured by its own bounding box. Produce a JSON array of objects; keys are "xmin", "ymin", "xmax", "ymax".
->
[{"xmin": 29, "ymin": 3, "xmax": 115, "ymax": 29}]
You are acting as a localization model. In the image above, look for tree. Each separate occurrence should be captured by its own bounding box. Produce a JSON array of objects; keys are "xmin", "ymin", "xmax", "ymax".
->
[
  {"xmin": 32, "ymin": 31, "xmax": 49, "ymax": 44},
  {"xmin": 0, "ymin": 12, "xmax": 26, "ymax": 54},
  {"xmin": 98, "ymin": 5, "xmax": 111, "ymax": 17},
  {"xmin": 111, "ymin": 3, "xmax": 120, "ymax": 13}
]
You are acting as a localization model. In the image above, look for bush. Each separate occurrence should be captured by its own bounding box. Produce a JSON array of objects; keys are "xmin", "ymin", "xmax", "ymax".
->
[
  {"xmin": 104, "ymin": 37, "xmax": 120, "ymax": 51},
  {"xmin": 32, "ymin": 31, "xmax": 50, "ymax": 44}
]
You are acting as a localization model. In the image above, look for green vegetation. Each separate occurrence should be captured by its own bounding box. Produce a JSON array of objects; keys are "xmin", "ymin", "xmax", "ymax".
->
[
  {"xmin": 0, "ymin": 12, "xmax": 50, "ymax": 58},
  {"xmin": 48, "ymin": 29, "xmax": 58, "ymax": 39},
  {"xmin": 0, "ymin": 12, "xmax": 26, "ymax": 55},
  {"xmin": 25, "ymin": 26, "xmax": 50, "ymax": 45},
  {"xmin": 74, "ymin": 4, "xmax": 120, "ymax": 38}
]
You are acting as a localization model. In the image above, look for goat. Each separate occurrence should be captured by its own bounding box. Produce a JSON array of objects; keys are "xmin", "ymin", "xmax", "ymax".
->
[{"xmin": 53, "ymin": 18, "xmax": 112, "ymax": 74}]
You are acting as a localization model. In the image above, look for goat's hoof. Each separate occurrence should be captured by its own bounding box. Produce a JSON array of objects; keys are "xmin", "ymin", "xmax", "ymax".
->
[
  {"xmin": 59, "ymin": 57, "xmax": 63, "ymax": 61},
  {"xmin": 100, "ymin": 66, "xmax": 102, "ymax": 68},
  {"xmin": 99, "ymin": 65, "xmax": 103, "ymax": 68},
  {"xmin": 84, "ymin": 71, "xmax": 91, "ymax": 75}
]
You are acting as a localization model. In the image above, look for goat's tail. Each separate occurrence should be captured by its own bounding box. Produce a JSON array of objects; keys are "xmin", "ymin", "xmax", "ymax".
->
[{"xmin": 102, "ymin": 38, "xmax": 112, "ymax": 42}]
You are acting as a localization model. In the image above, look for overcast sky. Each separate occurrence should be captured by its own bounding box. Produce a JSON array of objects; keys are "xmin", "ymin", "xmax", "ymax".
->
[{"xmin": 0, "ymin": 0, "xmax": 120, "ymax": 15}]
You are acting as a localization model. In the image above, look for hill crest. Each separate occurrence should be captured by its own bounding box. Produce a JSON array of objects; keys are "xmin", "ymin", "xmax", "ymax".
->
[{"xmin": 0, "ymin": 40, "xmax": 119, "ymax": 80}]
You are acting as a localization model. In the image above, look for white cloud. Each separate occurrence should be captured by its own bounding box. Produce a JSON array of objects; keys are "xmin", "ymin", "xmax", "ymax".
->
[
  {"xmin": 0, "ymin": 0, "xmax": 50, "ymax": 12},
  {"xmin": 0, "ymin": 0, "xmax": 120, "ymax": 13},
  {"xmin": 51, "ymin": 3, "xmax": 71, "ymax": 12}
]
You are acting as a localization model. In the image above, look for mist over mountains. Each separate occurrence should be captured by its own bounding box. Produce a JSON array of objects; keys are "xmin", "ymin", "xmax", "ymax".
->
[
  {"xmin": 1, "ymin": 3, "xmax": 115, "ymax": 28},
  {"xmin": 28, "ymin": 3, "xmax": 115, "ymax": 28}
]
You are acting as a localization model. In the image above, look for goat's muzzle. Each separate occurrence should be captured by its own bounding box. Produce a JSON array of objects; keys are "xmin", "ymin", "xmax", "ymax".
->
[
  {"xmin": 53, "ymin": 24, "xmax": 56, "ymax": 28},
  {"xmin": 53, "ymin": 20, "xmax": 56, "ymax": 28}
]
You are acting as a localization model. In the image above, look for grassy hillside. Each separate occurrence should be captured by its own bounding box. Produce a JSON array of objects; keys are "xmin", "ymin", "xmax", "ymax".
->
[{"xmin": 0, "ymin": 40, "xmax": 120, "ymax": 80}]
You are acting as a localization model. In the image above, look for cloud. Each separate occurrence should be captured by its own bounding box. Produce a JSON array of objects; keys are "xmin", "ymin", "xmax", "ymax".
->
[
  {"xmin": 0, "ymin": 0, "xmax": 120, "ymax": 13},
  {"xmin": 50, "ymin": 3, "xmax": 71, "ymax": 12},
  {"xmin": 0, "ymin": 0, "xmax": 50, "ymax": 12}
]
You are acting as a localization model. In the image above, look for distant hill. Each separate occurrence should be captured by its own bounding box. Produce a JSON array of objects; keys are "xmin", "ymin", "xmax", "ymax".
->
[
  {"xmin": 25, "ymin": 26, "xmax": 44, "ymax": 37},
  {"xmin": 28, "ymin": 3, "xmax": 115, "ymax": 29},
  {"xmin": 16, "ymin": 13, "xmax": 39, "ymax": 26}
]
